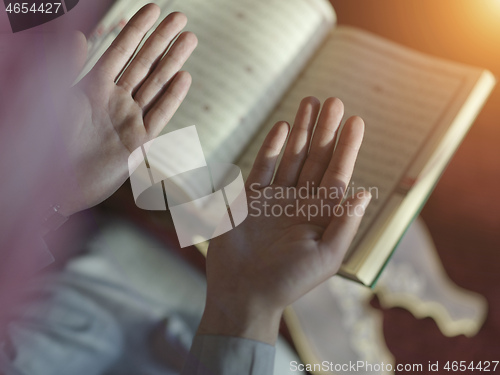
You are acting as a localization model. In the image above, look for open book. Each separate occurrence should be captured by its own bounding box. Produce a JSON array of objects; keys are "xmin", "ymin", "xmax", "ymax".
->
[{"xmin": 82, "ymin": 0, "xmax": 495, "ymax": 287}]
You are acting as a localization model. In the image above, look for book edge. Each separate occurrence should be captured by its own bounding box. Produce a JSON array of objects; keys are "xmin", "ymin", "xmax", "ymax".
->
[{"xmin": 340, "ymin": 69, "xmax": 496, "ymax": 286}]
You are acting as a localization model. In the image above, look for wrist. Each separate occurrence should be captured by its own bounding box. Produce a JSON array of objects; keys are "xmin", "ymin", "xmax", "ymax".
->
[{"xmin": 197, "ymin": 293, "xmax": 283, "ymax": 345}]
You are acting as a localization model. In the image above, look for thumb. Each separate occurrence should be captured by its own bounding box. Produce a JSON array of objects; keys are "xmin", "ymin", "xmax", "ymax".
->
[
  {"xmin": 320, "ymin": 189, "xmax": 372, "ymax": 272},
  {"xmin": 69, "ymin": 31, "xmax": 88, "ymax": 84},
  {"xmin": 43, "ymin": 30, "xmax": 88, "ymax": 88}
]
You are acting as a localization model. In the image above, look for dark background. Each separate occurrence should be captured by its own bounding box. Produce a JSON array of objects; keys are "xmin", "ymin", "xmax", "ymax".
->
[
  {"xmin": 11, "ymin": 0, "xmax": 499, "ymax": 373},
  {"xmin": 328, "ymin": 0, "xmax": 500, "ymax": 371}
]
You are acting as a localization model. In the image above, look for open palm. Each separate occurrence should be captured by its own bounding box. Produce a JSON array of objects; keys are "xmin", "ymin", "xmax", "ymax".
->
[
  {"xmin": 59, "ymin": 5, "xmax": 197, "ymax": 216},
  {"xmin": 205, "ymin": 97, "xmax": 370, "ymax": 320}
]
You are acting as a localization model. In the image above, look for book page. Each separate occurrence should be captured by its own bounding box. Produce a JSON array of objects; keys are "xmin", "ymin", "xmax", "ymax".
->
[
  {"xmin": 237, "ymin": 26, "xmax": 485, "ymax": 251},
  {"xmin": 81, "ymin": 0, "xmax": 334, "ymax": 157},
  {"xmin": 165, "ymin": 0, "xmax": 334, "ymax": 163},
  {"xmin": 80, "ymin": 0, "xmax": 335, "ymax": 199}
]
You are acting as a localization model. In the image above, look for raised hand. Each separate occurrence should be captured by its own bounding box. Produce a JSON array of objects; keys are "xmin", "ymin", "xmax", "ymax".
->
[
  {"xmin": 199, "ymin": 97, "xmax": 371, "ymax": 344},
  {"xmin": 57, "ymin": 5, "xmax": 197, "ymax": 216}
]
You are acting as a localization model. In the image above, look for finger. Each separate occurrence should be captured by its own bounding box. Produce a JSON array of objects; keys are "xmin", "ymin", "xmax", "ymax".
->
[
  {"xmin": 246, "ymin": 121, "xmax": 290, "ymax": 189},
  {"xmin": 296, "ymin": 97, "xmax": 344, "ymax": 191},
  {"xmin": 273, "ymin": 97, "xmax": 320, "ymax": 187},
  {"xmin": 319, "ymin": 116, "xmax": 364, "ymax": 201},
  {"xmin": 96, "ymin": 4, "xmax": 161, "ymax": 81},
  {"xmin": 118, "ymin": 12, "xmax": 188, "ymax": 94},
  {"xmin": 134, "ymin": 31, "xmax": 198, "ymax": 111},
  {"xmin": 319, "ymin": 190, "xmax": 372, "ymax": 272},
  {"xmin": 70, "ymin": 31, "xmax": 88, "ymax": 83},
  {"xmin": 144, "ymin": 71, "xmax": 192, "ymax": 137}
]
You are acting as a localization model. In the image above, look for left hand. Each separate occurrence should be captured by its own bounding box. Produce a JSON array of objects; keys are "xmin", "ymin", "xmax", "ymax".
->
[{"xmin": 56, "ymin": 5, "xmax": 197, "ymax": 216}]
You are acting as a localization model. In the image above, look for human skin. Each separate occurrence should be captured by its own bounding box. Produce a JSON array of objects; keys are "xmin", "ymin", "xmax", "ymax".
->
[
  {"xmin": 56, "ymin": 4, "xmax": 198, "ymax": 217},
  {"xmin": 199, "ymin": 97, "xmax": 370, "ymax": 345}
]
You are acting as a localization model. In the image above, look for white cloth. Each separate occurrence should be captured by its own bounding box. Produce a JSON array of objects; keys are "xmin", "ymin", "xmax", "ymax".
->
[{"xmin": 0, "ymin": 218, "xmax": 302, "ymax": 375}]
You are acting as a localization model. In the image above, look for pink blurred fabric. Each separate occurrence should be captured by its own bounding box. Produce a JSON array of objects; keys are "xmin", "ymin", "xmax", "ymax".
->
[{"xmin": 0, "ymin": 0, "xmax": 115, "ymax": 342}]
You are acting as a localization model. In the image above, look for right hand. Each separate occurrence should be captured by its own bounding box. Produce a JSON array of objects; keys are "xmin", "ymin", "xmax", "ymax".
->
[{"xmin": 199, "ymin": 97, "xmax": 371, "ymax": 344}]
